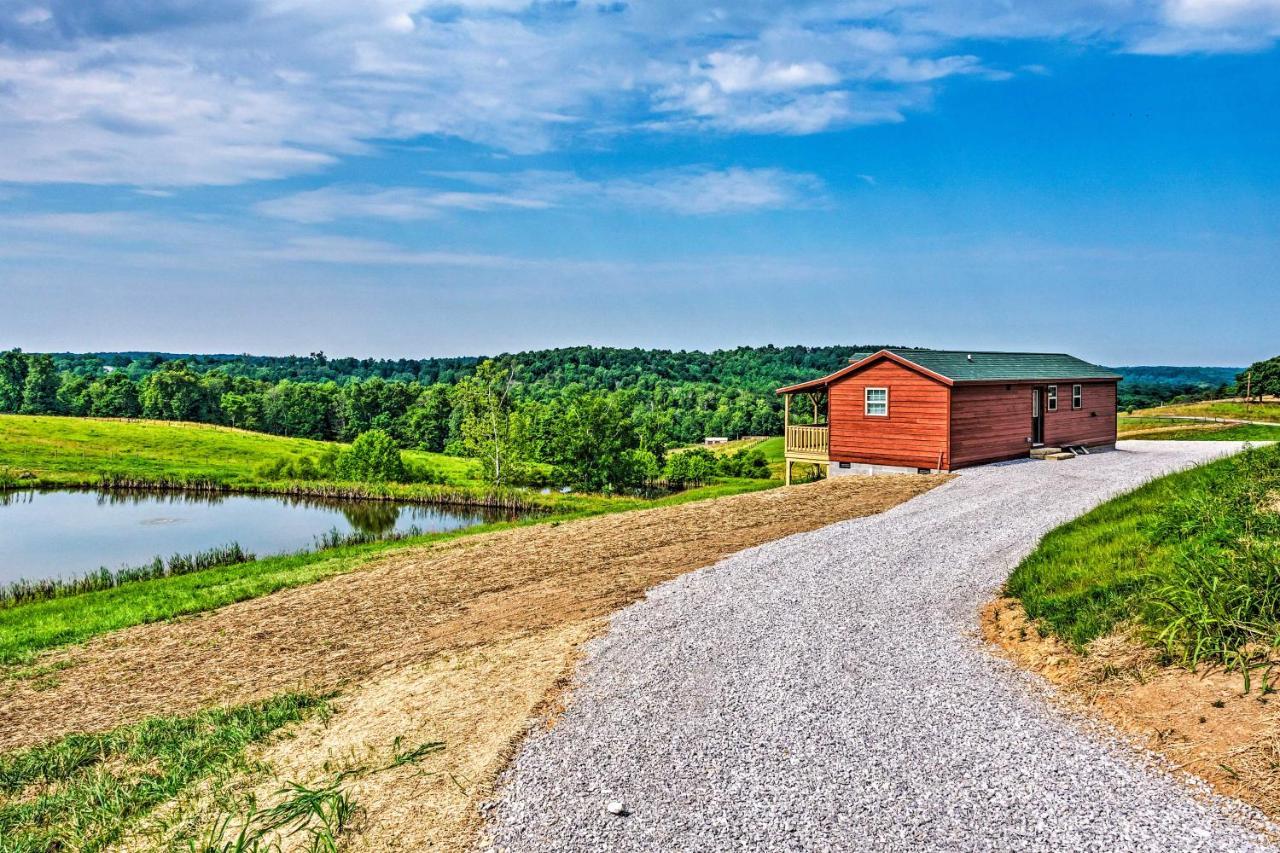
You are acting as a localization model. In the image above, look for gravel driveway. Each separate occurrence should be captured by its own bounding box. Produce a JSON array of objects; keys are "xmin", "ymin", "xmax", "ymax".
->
[{"xmin": 484, "ymin": 441, "xmax": 1276, "ymax": 852}]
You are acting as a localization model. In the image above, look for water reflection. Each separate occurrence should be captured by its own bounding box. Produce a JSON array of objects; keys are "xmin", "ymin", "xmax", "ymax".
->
[{"xmin": 0, "ymin": 488, "xmax": 522, "ymax": 584}]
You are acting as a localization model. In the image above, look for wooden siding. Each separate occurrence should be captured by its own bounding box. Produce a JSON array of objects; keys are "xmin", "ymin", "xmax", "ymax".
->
[
  {"xmin": 1044, "ymin": 381, "xmax": 1118, "ymax": 448},
  {"xmin": 827, "ymin": 360, "xmax": 950, "ymax": 470},
  {"xmin": 949, "ymin": 384, "xmax": 1034, "ymax": 467},
  {"xmin": 950, "ymin": 381, "xmax": 1118, "ymax": 468}
]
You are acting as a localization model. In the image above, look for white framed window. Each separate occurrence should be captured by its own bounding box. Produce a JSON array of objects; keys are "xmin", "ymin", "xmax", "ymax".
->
[
  {"xmin": 1046, "ymin": 385, "xmax": 1058, "ymax": 412},
  {"xmin": 865, "ymin": 386, "xmax": 888, "ymax": 417},
  {"xmin": 1072, "ymin": 384, "xmax": 1082, "ymax": 410}
]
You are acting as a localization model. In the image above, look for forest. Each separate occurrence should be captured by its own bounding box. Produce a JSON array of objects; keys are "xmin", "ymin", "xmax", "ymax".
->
[{"xmin": 0, "ymin": 346, "xmax": 1262, "ymax": 490}]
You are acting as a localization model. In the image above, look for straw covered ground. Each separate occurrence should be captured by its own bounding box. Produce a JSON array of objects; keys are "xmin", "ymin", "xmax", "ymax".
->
[{"xmin": 0, "ymin": 472, "xmax": 944, "ymax": 850}]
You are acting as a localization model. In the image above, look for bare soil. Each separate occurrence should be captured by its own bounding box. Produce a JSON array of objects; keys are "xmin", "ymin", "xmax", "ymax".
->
[
  {"xmin": 0, "ymin": 474, "xmax": 943, "ymax": 850},
  {"xmin": 983, "ymin": 597, "xmax": 1280, "ymax": 819}
]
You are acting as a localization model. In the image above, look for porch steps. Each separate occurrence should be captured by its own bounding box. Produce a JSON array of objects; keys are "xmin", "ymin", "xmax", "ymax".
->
[{"xmin": 1030, "ymin": 446, "xmax": 1077, "ymax": 461}]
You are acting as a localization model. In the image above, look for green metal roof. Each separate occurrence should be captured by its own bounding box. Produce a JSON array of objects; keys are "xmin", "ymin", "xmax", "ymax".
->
[{"xmin": 848, "ymin": 349, "xmax": 1121, "ymax": 382}]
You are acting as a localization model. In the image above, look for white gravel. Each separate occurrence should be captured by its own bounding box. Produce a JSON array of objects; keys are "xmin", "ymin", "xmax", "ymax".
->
[{"xmin": 484, "ymin": 441, "xmax": 1277, "ymax": 852}]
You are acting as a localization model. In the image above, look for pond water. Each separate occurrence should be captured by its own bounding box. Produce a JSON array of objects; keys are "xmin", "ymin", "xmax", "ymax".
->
[{"xmin": 0, "ymin": 489, "xmax": 520, "ymax": 585}]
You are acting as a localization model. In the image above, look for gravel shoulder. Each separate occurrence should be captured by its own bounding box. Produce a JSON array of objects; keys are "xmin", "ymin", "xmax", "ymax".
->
[{"xmin": 485, "ymin": 441, "xmax": 1278, "ymax": 852}]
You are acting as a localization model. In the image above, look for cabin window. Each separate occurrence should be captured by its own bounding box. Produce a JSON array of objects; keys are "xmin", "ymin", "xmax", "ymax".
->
[
  {"xmin": 1046, "ymin": 385, "xmax": 1058, "ymax": 412},
  {"xmin": 1072, "ymin": 384, "xmax": 1082, "ymax": 409},
  {"xmin": 865, "ymin": 387, "xmax": 888, "ymax": 417}
]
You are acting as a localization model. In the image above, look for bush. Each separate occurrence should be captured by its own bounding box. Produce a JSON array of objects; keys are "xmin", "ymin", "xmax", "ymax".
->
[
  {"xmin": 336, "ymin": 429, "xmax": 406, "ymax": 483},
  {"xmin": 664, "ymin": 447, "xmax": 718, "ymax": 488},
  {"xmin": 718, "ymin": 448, "xmax": 771, "ymax": 479}
]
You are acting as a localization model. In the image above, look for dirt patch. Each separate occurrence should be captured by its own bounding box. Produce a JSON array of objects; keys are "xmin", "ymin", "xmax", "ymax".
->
[
  {"xmin": 983, "ymin": 597, "xmax": 1280, "ymax": 818},
  {"xmin": 0, "ymin": 474, "xmax": 944, "ymax": 848}
]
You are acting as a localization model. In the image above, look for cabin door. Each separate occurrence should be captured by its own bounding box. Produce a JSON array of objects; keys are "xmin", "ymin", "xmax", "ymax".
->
[{"xmin": 1031, "ymin": 388, "xmax": 1044, "ymax": 445}]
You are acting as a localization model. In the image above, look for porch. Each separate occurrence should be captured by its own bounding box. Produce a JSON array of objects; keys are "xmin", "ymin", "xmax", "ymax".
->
[{"xmin": 782, "ymin": 391, "xmax": 829, "ymax": 486}]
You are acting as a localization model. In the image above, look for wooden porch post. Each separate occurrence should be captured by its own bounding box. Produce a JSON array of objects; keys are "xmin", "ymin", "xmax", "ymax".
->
[{"xmin": 783, "ymin": 393, "xmax": 792, "ymax": 486}]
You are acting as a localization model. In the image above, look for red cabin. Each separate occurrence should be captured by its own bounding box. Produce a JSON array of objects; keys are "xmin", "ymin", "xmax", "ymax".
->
[{"xmin": 776, "ymin": 349, "xmax": 1120, "ymax": 482}]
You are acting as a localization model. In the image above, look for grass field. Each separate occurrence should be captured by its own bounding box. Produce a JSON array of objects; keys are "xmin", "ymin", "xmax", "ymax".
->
[
  {"xmin": 0, "ymin": 414, "xmax": 479, "ymax": 486},
  {"xmin": 1128, "ymin": 399, "xmax": 1280, "ymax": 424},
  {"xmin": 1007, "ymin": 443, "xmax": 1280, "ymax": 676},
  {"xmin": 1118, "ymin": 417, "xmax": 1280, "ymax": 441}
]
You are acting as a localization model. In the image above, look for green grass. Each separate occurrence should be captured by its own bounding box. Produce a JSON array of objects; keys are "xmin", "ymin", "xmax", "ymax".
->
[
  {"xmin": 0, "ymin": 692, "xmax": 329, "ymax": 852},
  {"xmin": 1130, "ymin": 399, "xmax": 1280, "ymax": 424},
  {"xmin": 1118, "ymin": 415, "xmax": 1280, "ymax": 442},
  {"xmin": 1008, "ymin": 443, "xmax": 1280, "ymax": 680},
  {"xmin": 0, "ymin": 414, "xmax": 479, "ymax": 488}
]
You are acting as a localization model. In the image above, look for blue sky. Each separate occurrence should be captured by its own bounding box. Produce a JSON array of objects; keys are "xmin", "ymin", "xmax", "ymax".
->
[{"xmin": 0, "ymin": 1, "xmax": 1277, "ymax": 365}]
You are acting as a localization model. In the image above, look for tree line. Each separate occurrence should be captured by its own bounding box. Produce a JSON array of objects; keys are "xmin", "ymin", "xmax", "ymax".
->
[
  {"xmin": 0, "ymin": 349, "xmax": 793, "ymax": 491},
  {"xmin": 5, "ymin": 346, "xmax": 1264, "ymax": 490}
]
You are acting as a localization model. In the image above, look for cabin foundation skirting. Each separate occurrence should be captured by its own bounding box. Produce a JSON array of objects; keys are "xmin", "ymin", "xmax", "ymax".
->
[{"xmin": 828, "ymin": 461, "xmax": 939, "ymax": 476}]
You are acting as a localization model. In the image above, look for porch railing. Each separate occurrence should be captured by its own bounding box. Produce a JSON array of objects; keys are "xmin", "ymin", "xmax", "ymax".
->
[{"xmin": 785, "ymin": 424, "xmax": 829, "ymax": 457}]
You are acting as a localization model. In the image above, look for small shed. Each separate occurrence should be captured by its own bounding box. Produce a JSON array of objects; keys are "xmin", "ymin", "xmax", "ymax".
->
[{"xmin": 776, "ymin": 349, "xmax": 1120, "ymax": 482}]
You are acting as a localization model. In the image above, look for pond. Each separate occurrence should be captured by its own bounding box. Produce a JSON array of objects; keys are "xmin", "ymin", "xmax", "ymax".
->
[{"xmin": 0, "ymin": 488, "xmax": 522, "ymax": 585}]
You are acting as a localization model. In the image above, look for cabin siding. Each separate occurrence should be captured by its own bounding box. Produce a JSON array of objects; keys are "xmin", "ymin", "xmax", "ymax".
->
[
  {"xmin": 1044, "ymin": 381, "xmax": 1118, "ymax": 447},
  {"xmin": 950, "ymin": 380, "xmax": 1119, "ymax": 468},
  {"xmin": 827, "ymin": 360, "xmax": 950, "ymax": 470}
]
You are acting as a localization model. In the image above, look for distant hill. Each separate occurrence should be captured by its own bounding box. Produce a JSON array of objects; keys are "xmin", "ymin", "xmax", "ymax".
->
[{"xmin": 1108, "ymin": 365, "xmax": 1241, "ymax": 410}]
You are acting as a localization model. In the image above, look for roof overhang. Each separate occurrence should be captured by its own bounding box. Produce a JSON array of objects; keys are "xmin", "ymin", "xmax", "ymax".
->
[{"xmin": 775, "ymin": 349, "xmax": 954, "ymax": 395}]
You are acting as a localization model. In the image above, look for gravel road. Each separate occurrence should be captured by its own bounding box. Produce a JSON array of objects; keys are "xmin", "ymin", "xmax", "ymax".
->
[{"xmin": 484, "ymin": 441, "xmax": 1278, "ymax": 852}]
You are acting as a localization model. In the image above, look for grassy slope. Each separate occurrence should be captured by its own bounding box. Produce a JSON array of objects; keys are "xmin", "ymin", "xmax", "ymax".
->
[
  {"xmin": 1118, "ymin": 417, "xmax": 1280, "ymax": 441},
  {"xmin": 1007, "ymin": 443, "xmax": 1280, "ymax": 663},
  {"xmin": 1129, "ymin": 400, "xmax": 1280, "ymax": 424},
  {"xmin": 0, "ymin": 414, "xmax": 478, "ymax": 486}
]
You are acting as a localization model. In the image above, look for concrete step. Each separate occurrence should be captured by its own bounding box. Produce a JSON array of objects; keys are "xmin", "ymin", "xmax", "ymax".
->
[
  {"xmin": 1029, "ymin": 447, "xmax": 1062, "ymax": 459},
  {"xmin": 1045, "ymin": 452, "xmax": 1076, "ymax": 461}
]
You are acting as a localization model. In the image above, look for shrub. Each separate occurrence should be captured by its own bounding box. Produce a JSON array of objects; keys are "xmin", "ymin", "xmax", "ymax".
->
[
  {"xmin": 664, "ymin": 447, "xmax": 718, "ymax": 488},
  {"xmin": 336, "ymin": 429, "xmax": 406, "ymax": 483},
  {"xmin": 718, "ymin": 448, "xmax": 771, "ymax": 479}
]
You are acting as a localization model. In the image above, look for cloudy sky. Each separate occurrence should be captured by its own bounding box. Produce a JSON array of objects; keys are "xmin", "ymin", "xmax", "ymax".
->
[{"xmin": 1, "ymin": 0, "xmax": 1277, "ymax": 364}]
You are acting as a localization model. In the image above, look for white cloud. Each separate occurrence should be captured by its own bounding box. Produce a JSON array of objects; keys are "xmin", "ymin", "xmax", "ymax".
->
[
  {"xmin": 0, "ymin": 1, "xmax": 1274, "ymax": 186},
  {"xmin": 257, "ymin": 167, "xmax": 825, "ymax": 221},
  {"xmin": 255, "ymin": 185, "xmax": 551, "ymax": 223}
]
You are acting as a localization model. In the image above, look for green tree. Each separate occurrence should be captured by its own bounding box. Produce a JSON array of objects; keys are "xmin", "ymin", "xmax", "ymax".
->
[
  {"xmin": 56, "ymin": 374, "xmax": 93, "ymax": 416},
  {"xmin": 453, "ymin": 360, "xmax": 527, "ymax": 485},
  {"xmin": 88, "ymin": 372, "xmax": 140, "ymax": 417},
  {"xmin": 543, "ymin": 390, "xmax": 642, "ymax": 491},
  {"xmin": 20, "ymin": 354, "xmax": 61, "ymax": 414},
  {"xmin": 396, "ymin": 383, "xmax": 453, "ymax": 451},
  {"xmin": 0, "ymin": 350, "xmax": 27, "ymax": 413},
  {"xmin": 139, "ymin": 361, "xmax": 206, "ymax": 421},
  {"xmin": 221, "ymin": 391, "xmax": 266, "ymax": 431},
  {"xmin": 663, "ymin": 447, "xmax": 718, "ymax": 488},
  {"xmin": 336, "ymin": 429, "xmax": 406, "ymax": 482}
]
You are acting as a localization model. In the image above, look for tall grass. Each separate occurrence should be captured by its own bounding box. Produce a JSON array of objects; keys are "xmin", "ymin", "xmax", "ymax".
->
[
  {"xmin": 1009, "ymin": 443, "xmax": 1280, "ymax": 685},
  {"xmin": 0, "ymin": 692, "xmax": 329, "ymax": 852},
  {"xmin": 1146, "ymin": 446, "xmax": 1280, "ymax": 684},
  {"xmin": 1, "ymin": 543, "xmax": 256, "ymax": 608}
]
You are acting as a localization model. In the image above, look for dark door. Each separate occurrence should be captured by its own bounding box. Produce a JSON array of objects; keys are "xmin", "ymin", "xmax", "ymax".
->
[{"xmin": 1031, "ymin": 388, "xmax": 1044, "ymax": 445}]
